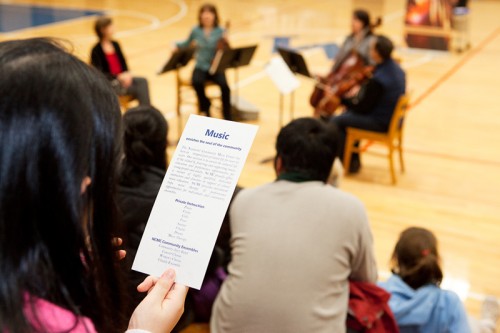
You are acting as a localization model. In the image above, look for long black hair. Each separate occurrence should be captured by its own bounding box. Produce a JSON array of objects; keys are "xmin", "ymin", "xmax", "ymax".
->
[
  {"xmin": 120, "ymin": 105, "xmax": 168, "ymax": 188},
  {"xmin": 0, "ymin": 38, "xmax": 126, "ymax": 332}
]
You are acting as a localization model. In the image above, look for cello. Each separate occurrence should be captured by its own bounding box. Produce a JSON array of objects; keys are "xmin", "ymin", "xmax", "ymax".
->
[{"xmin": 310, "ymin": 18, "xmax": 382, "ymax": 118}]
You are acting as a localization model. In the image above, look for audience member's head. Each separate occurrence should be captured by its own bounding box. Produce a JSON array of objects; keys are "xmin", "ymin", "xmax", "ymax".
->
[
  {"xmin": 0, "ymin": 38, "xmax": 124, "ymax": 332},
  {"xmin": 275, "ymin": 118, "xmax": 339, "ymax": 183},
  {"xmin": 391, "ymin": 227, "xmax": 444, "ymax": 289},
  {"xmin": 94, "ymin": 16, "xmax": 113, "ymax": 41},
  {"xmin": 371, "ymin": 35, "xmax": 394, "ymax": 63},
  {"xmin": 121, "ymin": 105, "xmax": 168, "ymax": 187}
]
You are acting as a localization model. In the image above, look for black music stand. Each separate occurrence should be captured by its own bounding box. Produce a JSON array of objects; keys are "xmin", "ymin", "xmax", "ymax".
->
[
  {"xmin": 158, "ymin": 47, "xmax": 195, "ymax": 138},
  {"xmin": 158, "ymin": 46, "xmax": 195, "ymax": 75},
  {"xmin": 209, "ymin": 45, "xmax": 258, "ymax": 107},
  {"xmin": 277, "ymin": 47, "xmax": 312, "ymax": 78},
  {"xmin": 277, "ymin": 47, "xmax": 312, "ymax": 123}
]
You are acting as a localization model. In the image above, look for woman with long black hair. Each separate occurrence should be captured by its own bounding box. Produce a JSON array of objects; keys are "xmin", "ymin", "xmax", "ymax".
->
[{"xmin": 0, "ymin": 38, "xmax": 187, "ymax": 333}]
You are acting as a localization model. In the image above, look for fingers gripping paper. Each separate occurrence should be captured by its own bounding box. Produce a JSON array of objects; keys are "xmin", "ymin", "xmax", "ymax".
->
[{"xmin": 132, "ymin": 115, "xmax": 258, "ymax": 289}]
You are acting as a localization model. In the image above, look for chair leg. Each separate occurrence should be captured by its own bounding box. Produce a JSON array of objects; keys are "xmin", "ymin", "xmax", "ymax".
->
[
  {"xmin": 397, "ymin": 135, "xmax": 405, "ymax": 173},
  {"xmin": 343, "ymin": 134, "xmax": 354, "ymax": 173},
  {"xmin": 398, "ymin": 143, "xmax": 405, "ymax": 173},
  {"xmin": 389, "ymin": 146, "xmax": 397, "ymax": 184}
]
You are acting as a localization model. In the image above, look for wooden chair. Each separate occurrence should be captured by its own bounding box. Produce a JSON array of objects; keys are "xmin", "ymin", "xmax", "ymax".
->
[
  {"xmin": 343, "ymin": 94, "xmax": 410, "ymax": 184},
  {"xmin": 179, "ymin": 323, "xmax": 209, "ymax": 333},
  {"xmin": 118, "ymin": 94, "xmax": 135, "ymax": 112},
  {"xmin": 176, "ymin": 69, "xmax": 221, "ymax": 139}
]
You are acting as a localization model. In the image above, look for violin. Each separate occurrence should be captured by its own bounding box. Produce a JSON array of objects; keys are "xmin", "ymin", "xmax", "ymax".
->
[
  {"xmin": 209, "ymin": 21, "xmax": 230, "ymax": 74},
  {"xmin": 216, "ymin": 21, "xmax": 230, "ymax": 51},
  {"xmin": 310, "ymin": 17, "xmax": 381, "ymax": 118}
]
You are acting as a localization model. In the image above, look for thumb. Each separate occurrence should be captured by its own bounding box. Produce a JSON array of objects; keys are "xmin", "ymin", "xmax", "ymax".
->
[{"xmin": 147, "ymin": 269, "xmax": 176, "ymax": 304}]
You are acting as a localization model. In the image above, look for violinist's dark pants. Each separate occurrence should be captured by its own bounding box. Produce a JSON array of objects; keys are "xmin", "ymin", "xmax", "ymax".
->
[
  {"xmin": 330, "ymin": 111, "xmax": 387, "ymax": 170},
  {"xmin": 192, "ymin": 68, "xmax": 232, "ymax": 121}
]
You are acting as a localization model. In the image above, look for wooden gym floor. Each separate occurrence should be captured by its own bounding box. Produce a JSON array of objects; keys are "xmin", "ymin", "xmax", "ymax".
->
[{"xmin": 2, "ymin": 0, "xmax": 500, "ymax": 325}]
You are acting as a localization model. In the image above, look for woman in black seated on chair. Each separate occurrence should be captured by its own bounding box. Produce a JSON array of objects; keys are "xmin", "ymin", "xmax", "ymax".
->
[
  {"xmin": 91, "ymin": 16, "xmax": 151, "ymax": 106},
  {"xmin": 174, "ymin": 3, "xmax": 232, "ymax": 121}
]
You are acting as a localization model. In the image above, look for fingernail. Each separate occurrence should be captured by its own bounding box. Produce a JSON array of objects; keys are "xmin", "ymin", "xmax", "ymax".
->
[{"xmin": 162, "ymin": 268, "xmax": 175, "ymax": 279}]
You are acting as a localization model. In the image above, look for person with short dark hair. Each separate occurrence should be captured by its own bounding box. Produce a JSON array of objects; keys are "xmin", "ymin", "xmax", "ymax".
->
[
  {"xmin": 275, "ymin": 117, "xmax": 340, "ymax": 182},
  {"xmin": 175, "ymin": 3, "xmax": 232, "ymax": 121},
  {"xmin": 0, "ymin": 38, "xmax": 186, "ymax": 333},
  {"xmin": 373, "ymin": 35, "xmax": 394, "ymax": 61},
  {"xmin": 91, "ymin": 16, "xmax": 151, "ymax": 105},
  {"xmin": 210, "ymin": 117, "xmax": 378, "ymax": 333},
  {"xmin": 379, "ymin": 227, "xmax": 499, "ymax": 333},
  {"xmin": 330, "ymin": 34, "xmax": 406, "ymax": 173}
]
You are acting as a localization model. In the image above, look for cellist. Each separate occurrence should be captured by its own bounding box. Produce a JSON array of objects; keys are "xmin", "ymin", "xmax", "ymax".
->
[
  {"xmin": 310, "ymin": 9, "xmax": 379, "ymax": 116},
  {"xmin": 333, "ymin": 9, "xmax": 377, "ymax": 72},
  {"xmin": 330, "ymin": 35, "xmax": 406, "ymax": 174},
  {"xmin": 174, "ymin": 3, "xmax": 232, "ymax": 120}
]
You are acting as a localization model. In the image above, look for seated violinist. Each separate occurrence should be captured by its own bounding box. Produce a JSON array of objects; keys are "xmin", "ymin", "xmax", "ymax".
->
[
  {"xmin": 330, "ymin": 35, "xmax": 406, "ymax": 173},
  {"xmin": 174, "ymin": 3, "xmax": 232, "ymax": 121}
]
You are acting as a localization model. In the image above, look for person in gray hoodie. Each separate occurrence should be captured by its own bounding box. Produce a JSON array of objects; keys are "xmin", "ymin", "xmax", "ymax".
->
[{"xmin": 379, "ymin": 227, "xmax": 498, "ymax": 333}]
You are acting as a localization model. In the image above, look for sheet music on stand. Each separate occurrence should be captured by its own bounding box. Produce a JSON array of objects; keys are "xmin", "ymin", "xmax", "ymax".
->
[
  {"xmin": 260, "ymin": 48, "xmax": 312, "ymax": 164},
  {"xmin": 265, "ymin": 47, "xmax": 314, "ymax": 129},
  {"xmin": 265, "ymin": 56, "xmax": 300, "ymax": 95}
]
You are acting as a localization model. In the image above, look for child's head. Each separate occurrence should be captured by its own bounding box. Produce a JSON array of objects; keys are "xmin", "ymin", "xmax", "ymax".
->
[
  {"xmin": 0, "ymin": 38, "xmax": 124, "ymax": 332},
  {"xmin": 391, "ymin": 227, "xmax": 443, "ymax": 289},
  {"xmin": 121, "ymin": 105, "xmax": 168, "ymax": 186}
]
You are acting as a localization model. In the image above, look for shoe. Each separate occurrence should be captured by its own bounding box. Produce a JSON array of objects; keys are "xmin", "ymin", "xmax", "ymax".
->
[
  {"xmin": 348, "ymin": 158, "xmax": 361, "ymax": 174},
  {"xmin": 481, "ymin": 296, "xmax": 500, "ymax": 324}
]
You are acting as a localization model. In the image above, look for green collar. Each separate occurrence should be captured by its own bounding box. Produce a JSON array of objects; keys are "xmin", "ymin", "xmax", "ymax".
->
[{"xmin": 277, "ymin": 172, "xmax": 316, "ymax": 183}]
